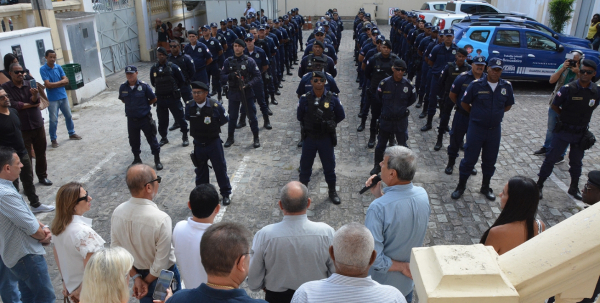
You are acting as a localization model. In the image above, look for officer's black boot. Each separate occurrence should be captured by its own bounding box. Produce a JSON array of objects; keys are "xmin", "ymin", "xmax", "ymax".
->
[
  {"xmin": 182, "ymin": 133, "xmax": 189, "ymax": 147},
  {"xmin": 419, "ymin": 101, "xmax": 428, "ymax": 118},
  {"xmin": 328, "ymin": 182, "xmax": 341, "ymax": 205},
  {"xmin": 367, "ymin": 130, "xmax": 377, "ymax": 149},
  {"xmin": 451, "ymin": 176, "xmax": 468, "ymax": 199},
  {"xmin": 445, "ymin": 157, "xmax": 456, "ymax": 175},
  {"xmin": 222, "ymin": 195, "xmax": 231, "ymax": 206},
  {"xmin": 434, "ymin": 133, "xmax": 444, "ymax": 151},
  {"xmin": 480, "ymin": 175, "xmax": 496, "ymax": 201},
  {"xmin": 253, "ymin": 132, "xmax": 260, "ymax": 148},
  {"xmin": 224, "ymin": 133, "xmax": 235, "ymax": 148},
  {"xmin": 421, "ymin": 115, "xmax": 433, "ymax": 131},
  {"xmin": 159, "ymin": 137, "xmax": 169, "ymax": 146},
  {"xmin": 388, "ymin": 134, "xmax": 396, "ymax": 147},
  {"xmin": 357, "ymin": 117, "xmax": 366, "ymax": 132},
  {"xmin": 537, "ymin": 177, "xmax": 547, "ymax": 200},
  {"xmin": 286, "ymin": 66, "xmax": 293, "ymax": 75},
  {"xmin": 169, "ymin": 122, "xmax": 180, "ymax": 131},
  {"xmin": 276, "ymin": 89, "xmax": 282, "ymax": 95},
  {"xmin": 236, "ymin": 113, "xmax": 247, "ymax": 129},
  {"xmin": 131, "ymin": 154, "xmax": 142, "ymax": 165},
  {"xmin": 263, "ymin": 115, "xmax": 272, "ymax": 130},
  {"xmin": 568, "ymin": 177, "xmax": 583, "ymax": 200},
  {"xmin": 370, "ymin": 149, "xmax": 384, "ymax": 175},
  {"xmin": 415, "ymin": 95, "xmax": 423, "ymax": 108},
  {"xmin": 154, "ymin": 154, "xmax": 163, "ymax": 171},
  {"xmin": 270, "ymin": 93, "xmax": 278, "ymax": 105},
  {"xmin": 266, "ymin": 106, "xmax": 273, "ymax": 116}
]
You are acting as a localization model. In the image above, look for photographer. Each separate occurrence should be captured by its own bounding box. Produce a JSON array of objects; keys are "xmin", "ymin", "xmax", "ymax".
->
[{"xmin": 533, "ymin": 50, "xmax": 582, "ymax": 160}]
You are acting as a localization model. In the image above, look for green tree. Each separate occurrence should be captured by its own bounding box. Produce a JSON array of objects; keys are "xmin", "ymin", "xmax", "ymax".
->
[{"xmin": 548, "ymin": 0, "xmax": 576, "ymax": 34}]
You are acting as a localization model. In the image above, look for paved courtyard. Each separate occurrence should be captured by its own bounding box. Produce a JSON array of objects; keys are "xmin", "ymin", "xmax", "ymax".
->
[{"xmin": 22, "ymin": 25, "xmax": 600, "ymax": 301}]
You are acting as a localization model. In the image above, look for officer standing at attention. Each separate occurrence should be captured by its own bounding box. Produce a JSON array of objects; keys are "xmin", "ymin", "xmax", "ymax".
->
[
  {"xmin": 118, "ymin": 65, "xmax": 163, "ymax": 170},
  {"xmin": 240, "ymin": 32, "xmax": 272, "ymax": 130},
  {"xmin": 423, "ymin": 29, "xmax": 458, "ymax": 131},
  {"xmin": 537, "ymin": 59, "xmax": 600, "ymax": 200},
  {"xmin": 451, "ymin": 58, "xmax": 514, "ymax": 201},
  {"xmin": 369, "ymin": 59, "xmax": 416, "ymax": 175},
  {"xmin": 150, "ymin": 47, "xmax": 189, "ymax": 147},
  {"xmin": 183, "ymin": 30, "xmax": 213, "ymax": 84},
  {"xmin": 168, "ymin": 39, "xmax": 195, "ymax": 132},
  {"xmin": 221, "ymin": 39, "xmax": 262, "ymax": 148},
  {"xmin": 200, "ymin": 25, "xmax": 224, "ymax": 99},
  {"xmin": 297, "ymin": 71, "xmax": 345, "ymax": 204},
  {"xmin": 186, "ymin": 81, "xmax": 232, "ymax": 206}
]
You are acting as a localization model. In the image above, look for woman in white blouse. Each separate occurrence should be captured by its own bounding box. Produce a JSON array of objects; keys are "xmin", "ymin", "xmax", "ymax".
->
[{"xmin": 51, "ymin": 182, "xmax": 105, "ymax": 302}]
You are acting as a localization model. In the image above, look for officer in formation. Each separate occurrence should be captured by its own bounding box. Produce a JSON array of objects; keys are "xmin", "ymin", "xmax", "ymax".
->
[
  {"xmin": 537, "ymin": 59, "xmax": 599, "ymax": 200},
  {"xmin": 445, "ymin": 55, "xmax": 487, "ymax": 175},
  {"xmin": 298, "ymin": 40, "xmax": 337, "ymax": 78},
  {"xmin": 183, "ymin": 30, "xmax": 212, "ymax": 84},
  {"xmin": 451, "ymin": 58, "xmax": 514, "ymax": 201},
  {"xmin": 186, "ymin": 81, "xmax": 231, "ymax": 206},
  {"xmin": 118, "ymin": 65, "xmax": 162, "ymax": 170},
  {"xmin": 370, "ymin": 59, "xmax": 416, "ymax": 175},
  {"xmin": 433, "ymin": 48, "xmax": 471, "ymax": 151},
  {"xmin": 291, "ymin": 8, "xmax": 305, "ymax": 51},
  {"xmin": 200, "ymin": 25, "xmax": 223, "ymax": 99},
  {"xmin": 304, "ymin": 28, "xmax": 338, "ymax": 65},
  {"xmin": 297, "ymin": 71, "xmax": 345, "ymax": 204},
  {"xmin": 167, "ymin": 39, "xmax": 195, "ymax": 132},
  {"xmin": 257, "ymin": 25, "xmax": 279, "ymax": 105},
  {"xmin": 220, "ymin": 39, "xmax": 261, "ymax": 148},
  {"xmin": 150, "ymin": 47, "xmax": 189, "ymax": 147}
]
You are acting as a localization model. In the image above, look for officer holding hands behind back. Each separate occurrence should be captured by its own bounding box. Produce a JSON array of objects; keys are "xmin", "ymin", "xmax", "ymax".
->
[
  {"xmin": 297, "ymin": 71, "xmax": 345, "ymax": 204},
  {"xmin": 118, "ymin": 65, "xmax": 163, "ymax": 170},
  {"xmin": 186, "ymin": 81, "xmax": 232, "ymax": 206}
]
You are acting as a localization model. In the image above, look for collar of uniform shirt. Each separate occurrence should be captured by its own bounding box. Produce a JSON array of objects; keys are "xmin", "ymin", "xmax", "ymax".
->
[{"xmin": 194, "ymin": 100, "xmax": 207, "ymax": 108}]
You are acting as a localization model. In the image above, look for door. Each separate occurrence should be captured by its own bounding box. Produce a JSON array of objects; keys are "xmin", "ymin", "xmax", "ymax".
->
[
  {"xmin": 95, "ymin": 0, "xmax": 140, "ymax": 76},
  {"xmin": 574, "ymin": 0, "xmax": 594, "ymax": 38},
  {"xmin": 488, "ymin": 29, "xmax": 522, "ymax": 77},
  {"xmin": 522, "ymin": 30, "xmax": 564, "ymax": 79},
  {"xmin": 67, "ymin": 22, "xmax": 103, "ymax": 84}
]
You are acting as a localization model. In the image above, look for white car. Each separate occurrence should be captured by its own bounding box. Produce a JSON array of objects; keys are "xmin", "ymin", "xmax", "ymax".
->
[
  {"xmin": 420, "ymin": 1, "xmax": 447, "ymax": 11},
  {"xmin": 415, "ymin": 0, "xmax": 501, "ymax": 22},
  {"xmin": 430, "ymin": 12, "xmax": 467, "ymax": 30}
]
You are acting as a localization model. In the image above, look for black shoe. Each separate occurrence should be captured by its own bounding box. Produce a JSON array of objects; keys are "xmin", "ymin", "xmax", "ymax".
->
[
  {"xmin": 556, "ymin": 156, "xmax": 565, "ymax": 164},
  {"xmin": 415, "ymin": 101, "xmax": 422, "ymax": 108},
  {"xmin": 445, "ymin": 158, "xmax": 455, "ymax": 175},
  {"xmin": 568, "ymin": 187, "xmax": 583, "ymax": 200},
  {"xmin": 297, "ymin": 140, "xmax": 303, "ymax": 147},
  {"xmin": 267, "ymin": 108, "xmax": 273, "ymax": 116},
  {"xmin": 329, "ymin": 190, "xmax": 341, "ymax": 205},
  {"xmin": 253, "ymin": 136, "xmax": 260, "ymax": 148},
  {"xmin": 169, "ymin": 123, "xmax": 180, "ymax": 131},
  {"xmin": 367, "ymin": 132, "xmax": 376, "ymax": 149},
  {"xmin": 39, "ymin": 178, "xmax": 53, "ymax": 186},
  {"xmin": 287, "ymin": 71, "xmax": 293, "ymax": 75},
  {"xmin": 434, "ymin": 135, "xmax": 443, "ymax": 151},
  {"xmin": 370, "ymin": 164, "xmax": 381, "ymax": 175},
  {"xmin": 471, "ymin": 168, "xmax": 477, "ymax": 176},
  {"xmin": 480, "ymin": 186, "xmax": 496, "ymax": 201},
  {"xmin": 451, "ymin": 186, "xmax": 465, "ymax": 199},
  {"xmin": 271, "ymin": 98, "xmax": 278, "ymax": 105},
  {"xmin": 388, "ymin": 137, "xmax": 396, "ymax": 147},
  {"xmin": 420, "ymin": 123, "xmax": 432, "ymax": 132},
  {"xmin": 276, "ymin": 89, "xmax": 282, "ymax": 95},
  {"xmin": 222, "ymin": 196, "xmax": 231, "ymax": 206},
  {"xmin": 281, "ymin": 78, "xmax": 286, "ymax": 82},
  {"xmin": 357, "ymin": 122, "xmax": 366, "ymax": 132},
  {"xmin": 224, "ymin": 137, "xmax": 234, "ymax": 147},
  {"xmin": 533, "ymin": 147, "xmax": 547, "ymax": 155},
  {"xmin": 419, "ymin": 111, "xmax": 427, "ymax": 119},
  {"xmin": 236, "ymin": 119, "xmax": 247, "ymax": 129},
  {"xmin": 154, "ymin": 155, "xmax": 163, "ymax": 171},
  {"xmin": 159, "ymin": 138, "xmax": 169, "ymax": 146},
  {"xmin": 290, "ymin": 66, "xmax": 295, "ymax": 69},
  {"xmin": 356, "ymin": 77, "xmax": 360, "ymax": 83},
  {"xmin": 131, "ymin": 155, "xmax": 143, "ymax": 165},
  {"xmin": 358, "ymin": 112, "xmax": 364, "ymax": 118},
  {"xmin": 264, "ymin": 117, "xmax": 272, "ymax": 130},
  {"xmin": 182, "ymin": 135, "xmax": 189, "ymax": 147}
]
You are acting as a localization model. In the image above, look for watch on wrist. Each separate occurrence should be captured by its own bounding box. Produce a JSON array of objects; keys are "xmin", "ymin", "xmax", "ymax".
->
[{"xmin": 131, "ymin": 273, "xmax": 142, "ymax": 281}]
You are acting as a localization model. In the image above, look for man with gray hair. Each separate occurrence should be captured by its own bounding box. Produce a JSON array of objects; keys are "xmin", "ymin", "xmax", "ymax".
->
[
  {"xmin": 291, "ymin": 223, "xmax": 406, "ymax": 303},
  {"xmin": 364, "ymin": 146, "xmax": 430, "ymax": 303},
  {"xmin": 248, "ymin": 181, "xmax": 335, "ymax": 303}
]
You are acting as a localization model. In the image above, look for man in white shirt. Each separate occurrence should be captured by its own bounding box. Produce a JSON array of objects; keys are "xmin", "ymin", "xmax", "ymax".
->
[
  {"xmin": 248, "ymin": 181, "xmax": 335, "ymax": 303},
  {"xmin": 292, "ymin": 223, "xmax": 406, "ymax": 303},
  {"xmin": 172, "ymin": 183, "xmax": 221, "ymax": 289},
  {"xmin": 244, "ymin": 1, "xmax": 256, "ymax": 16},
  {"xmin": 111, "ymin": 164, "xmax": 180, "ymax": 303}
]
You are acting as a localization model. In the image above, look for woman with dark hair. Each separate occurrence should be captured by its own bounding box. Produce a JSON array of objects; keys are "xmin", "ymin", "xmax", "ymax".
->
[
  {"xmin": 480, "ymin": 176, "xmax": 545, "ymax": 255},
  {"xmin": 587, "ymin": 14, "xmax": 600, "ymax": 50}
]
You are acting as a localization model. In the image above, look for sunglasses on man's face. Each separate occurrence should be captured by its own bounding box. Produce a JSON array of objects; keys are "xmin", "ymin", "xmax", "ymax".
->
[
  {"xmin": 169, "ymin": 45, "xmax": 179, "ymax": 48},
  {"xmin": 145, "ymin": 176, "xmax": 162, "ymax": 186},
  {"xmin": 393, "ymin": 67, "xmax": 406, "ymax": 72},
  {"xmin": 312, "ymin": 78, "xmax": 326, "ymax": 83},
  {"xmin": 580, "ymin": 69, "xmax": 595, "ymax": 75},
  {"xmin": 12, "ymin": 70, "xmax": 25, "ymax": 75},
  {"xmin": 316, "ymin": 33, "xmax": 324, "ymax": 37}
]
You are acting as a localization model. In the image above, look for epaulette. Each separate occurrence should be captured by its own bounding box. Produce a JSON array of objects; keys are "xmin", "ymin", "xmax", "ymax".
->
[
  {"xmin": 460, "ymin": 71, "xmax": 468, "ymax": 76},
  {"xmin": 140, "ymin": 80, "xmax": 146, "ymax": 84},
  {"xmin": 505, "ymin": 80, "xmax": 512, "ymax": 85},
  {"xmin": 564, "ymin": 84, "xmax": 569, "ymax": 87},
  {"xmin": 473, "ymin": 78, "xmax": 482, "ymax": 82},
  {"xmin": 214, "ymin": 103, "xmax": 219, "ymax": 107},
  {"xmin": 302, "ymin": 93, "xmax": 307, "ymax": 97},
  {"xmin": 187, "ymin": 100, "xmax": 193, "ymax": 104},
  {"xmin": 332, "ymin": 92, "xmax": 338, "ymax": 97}
]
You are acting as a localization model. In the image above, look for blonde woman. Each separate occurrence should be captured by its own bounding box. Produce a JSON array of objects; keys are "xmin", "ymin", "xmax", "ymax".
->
[
  {"xmin": 51, "ymin": 182, "xmax": 105, "ymax": 302},
  {"xmin": 79, "ymin": 247, "xmax": 134, "ymax": 303}
]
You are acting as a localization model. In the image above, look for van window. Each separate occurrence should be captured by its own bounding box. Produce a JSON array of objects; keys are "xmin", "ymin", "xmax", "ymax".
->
[
  {"xmin": 493, "ymin": 30, "xmax": 520, "ymax": 47},
  {"xmin": 470, "ymin": 30, "xmax": 490, "ymax": 42}
]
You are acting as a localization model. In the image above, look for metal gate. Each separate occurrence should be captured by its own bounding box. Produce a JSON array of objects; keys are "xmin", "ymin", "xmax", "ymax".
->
[
  {"xmin": 94, "ymin": 0, "xmax": 140, "ymax": 76},
  {"xmin": 574, "ymin": 0, "xmax": 594, "ymax": 39}
]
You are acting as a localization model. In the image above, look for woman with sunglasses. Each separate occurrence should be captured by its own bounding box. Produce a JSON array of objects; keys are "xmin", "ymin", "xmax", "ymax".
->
[{"xmin": 51, "ymin": 182, "xmax": 105, "ymax": 302}]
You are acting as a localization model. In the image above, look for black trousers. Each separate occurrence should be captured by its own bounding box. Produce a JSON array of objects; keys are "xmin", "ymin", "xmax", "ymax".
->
[
  {"xmin": 265, "ymin": 289, "xmax": 295, "ymax": 303},
  {"xmin": 13, "ymin": 153, "xmax": 40, "ymax": 207}
]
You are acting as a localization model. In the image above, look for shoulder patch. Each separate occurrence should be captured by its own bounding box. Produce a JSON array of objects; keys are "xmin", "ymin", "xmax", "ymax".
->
[
  {"xmin": 505, "ymin": 80, "xmax": 512, "ymax": 85},
  {"xmin": 380, "ymin": 81, "xmax": 385, "ymax": 86},
  {"xmin": 460, "ymin": 71, "xmax": 468, "ymax": 75},
  {"xmin": 214, "ymin": 103, "xmax": 218, "ymax": 107},
  {"xmin": 564, "ymin": 84, "xmax": 569, "ymax": 87}
]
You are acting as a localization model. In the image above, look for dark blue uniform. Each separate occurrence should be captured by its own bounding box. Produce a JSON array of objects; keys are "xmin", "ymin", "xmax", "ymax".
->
[
  {"xmin": 298, "ymin": 54, "xmax": 337, "ymax": 78},
  {"xmin": 304, "ymin": 43, "xmax": 338, "ymax": 63},
  {"xmin": 297, "ymin": 89, "xmax": 345, "ymax": 184},
  {"xmin": 168, "ymin": 53, "xmax": 195, "ymax": 102},
  {"xmin": 150, "ymin": 62, "xmax": 189, "ymax": 140},
  {"xmin": 218, "ymin": 28, "xmax": 237, "ymax": 58},
  {"xmin": 437, "ymin": 61, "xmax": 471, "ymax": 137},
  {"xmin": 458, "ymin": 78, "xmax": 514, "ymax": 182},
  {"xmin": 243, "ymin": 47, "xmax": 270, "ymax": 117},
  {"xmin": 186, "ymin": 98, "xmax": 232, "ymax": 196},
  {"xmin": 427, "ymin": 43, "xmax": 459, "ymax": 117},
  {"xmin": 213, "ymin": 32, "xmax": 227, "ymax": 68},
  {"xmin": 183, "ymin": 42, "xmax": 212, "ymax": 84},
  {"xmin": 200, "ymin": 36, "xmax": 223, "ymax": 95},
  {"xmin": 118, "ymin": 80, "xmax": 160, "ymax": 156},
  {"xmin": 376, "ymin": 76, "xmax": 416, "ymax": 150},
  {"xmin": 296, "ymin": 72, "xmax": 339, "ymax": 97}
]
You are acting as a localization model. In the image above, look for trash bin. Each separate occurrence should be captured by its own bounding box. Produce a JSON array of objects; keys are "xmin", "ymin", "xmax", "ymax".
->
[{"xmin": 63, "ymin": 63, "xmax": 84, "ymax": 90}]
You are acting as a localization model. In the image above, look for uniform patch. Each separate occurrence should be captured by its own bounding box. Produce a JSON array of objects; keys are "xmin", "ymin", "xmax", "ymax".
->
[
  {"xmin": 403, "ymin": 87, "xmax": 408, "ymax": 93},
  {"xmin": 138, "ymin": 86, "xmax": 142, "ymax": 91},
  {"xmin": 324, "ymin": 102, "xmax": 330, "ymax": 108},
  {"xmin": 121, "ymin": 91, "xmax": 128, "ymax": 94},
  {"xmin": 557, "ymin": 91, "xmax": 562, "ymax": 97},
  {"xmin": 501, "ymin": 88, "xmax": 506, "ymax": 95},
  {"xmin": 324, "ymin": 48, "xmax": 328, "ymax": 52},
  {"xmin": 153, "ymin": 72, "xmax": 157, "ymax": 77},
  {"xmin": 198, "ymin": 48, "xmax": 202, "ymax": 52},
  {"xmin": 590, "ymin": 99, "xmax": 596, "ymax": 107},
  {"xmin": 204, "ymin": 116, "xmax": 211, "ymax": 124},
  {"xmin": 452, "ymin": 50, "xmax": 456, "ymax": 54},
  {"xmin": 214, "ymin": 103, "xmax": 218, "ymax": 107},
  {"xmin": 241, "ymin": 65, "xmax": 246, "ymax": 70},
  {"xmin": 210, "ymin": 41, "xmax": 214, "ymax": 45},
  {"xmin": 256, "ymin": 54, "xmax": 260, "ymax": 58}
]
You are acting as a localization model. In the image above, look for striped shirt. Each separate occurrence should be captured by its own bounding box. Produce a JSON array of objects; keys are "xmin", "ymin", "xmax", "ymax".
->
[
  {"xmin": 0, "ymin": 178, "xmax": 45, "ymax": 268},
  {"xmin": 291, "ymin": 274, "xmax": 407, "ymax": 303}
]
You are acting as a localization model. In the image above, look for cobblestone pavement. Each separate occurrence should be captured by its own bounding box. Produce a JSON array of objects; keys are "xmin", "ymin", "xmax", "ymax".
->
[{"xmin": 21, "ymin": 25, "xmax": 600, "ymax": 301}]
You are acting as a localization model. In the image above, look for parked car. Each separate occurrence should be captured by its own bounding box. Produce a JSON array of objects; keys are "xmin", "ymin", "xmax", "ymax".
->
[
  {"xmin": 430, "ymin": 12, "xmax": 467, "ymax": 30},
  {"xmin": 452, "ymin": 23, "xmax": 600, "ymax": 80},
  {"xmin": 457, "ymin": 14, "xmax": 592, "ymax": 48},
  {"xmin": 415, "ymin": 0, "xmax": 501, "ymax": 22},
  {"xmin": 420, "ymin": 1, "xmax": 447, "ymax": 11}
]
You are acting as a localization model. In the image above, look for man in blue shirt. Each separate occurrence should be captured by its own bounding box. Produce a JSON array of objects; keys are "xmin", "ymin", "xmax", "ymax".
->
[
  {"xmin": 364, "ymin": 146, "xmax": 430, "ymax": 303},
  {"xmin": 39, "ymin": 49, "xmax": 82, "ymax": 148}
]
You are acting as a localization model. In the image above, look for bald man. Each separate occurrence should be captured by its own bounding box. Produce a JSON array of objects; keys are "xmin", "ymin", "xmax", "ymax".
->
[{"xmin": 248, "ymin": 181, "xmax": 335, "ymax": 303}]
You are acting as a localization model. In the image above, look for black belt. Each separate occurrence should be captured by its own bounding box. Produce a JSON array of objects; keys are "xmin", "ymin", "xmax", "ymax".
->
[
  {"xmin": 194, "ymin": 137, "xmax": 219, "ymax": 146},
  {"xmin": 381, "ymin": 110, "xmax": 409, "ymax": 121},
  {"xmin": 129, "ymin": 113, "xmax": 152, "ymax": 122}
]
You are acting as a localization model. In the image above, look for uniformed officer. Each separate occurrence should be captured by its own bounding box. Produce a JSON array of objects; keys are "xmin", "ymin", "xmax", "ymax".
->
[
  {"xmin": 451, "ymin": 58, "xmax": 514, "ymax": 201},
  {"xmin": 220, "ymin": 39, "xmax": 262, "ymax": 148},
  {"xmin": 423, "ymin": 29, "xmax": 458, "ymax": 131},
  {"xmin": 118, "ymin": 65, "xmax": 162, "ymax": 170},
  {"xmin": 296, "ymin": 57, "xmax": 340, "ymax": 97},
  {"xmin": 240, "ymin": 32, "xmax": 272, "ymax": 130},
  {"xmin": 298, "ymin": 40, "xmax": 337, "ymax": 78},
  {"xmin": 183, "ymin": 30, "xmax": 213, "ymax": 84},
  {"xmin": 363, "ymin": 40, "xmax": 399, "ymax": 148},
  {"xmin": 537, "ymin": 59, "xmax": 600, "ymax": 200},
  {"xmin": 219, "ymin": 20, "xmax": 237, "ymax": 59},
  {"xmin": 167, "ymin": 39, "xmax": 195, "ymax": 132},
  {"xmin": 370, "ymin": 59, "xmax": 416, "ymax": 175},
  {"xmin": 433, "ymin": 48, "xmax": 471, "ymax": 151},
  {"xmin": 297, "ymin": 71, "xmax": 345, "ymax": 204},
  {"xmin": 200, "ymin": 25, "xmax": 224, "ymax": 99},
  {"xmin": 150, "ymin": 47, "xmax": 189, "ymax": 147},
  {"xmin": 445, "ymin": 55, "xmax": 487, "ymax": 175},
  {"xmin": 186, "ymin": 81, "xmax": 232, "ymax": 206}
]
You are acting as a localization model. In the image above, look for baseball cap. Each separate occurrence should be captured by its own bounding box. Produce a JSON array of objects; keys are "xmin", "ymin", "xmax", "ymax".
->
[
  {"xmin": 488, "ymin": 58, "xmax": 503, "ymax": 68},
  {"xmin": 472, "ymin": 56, "xmax": 487, "ymax": 65},
  {"xmin": 125, "ymin": 65, "xmax": 137, "ymax": 73}
]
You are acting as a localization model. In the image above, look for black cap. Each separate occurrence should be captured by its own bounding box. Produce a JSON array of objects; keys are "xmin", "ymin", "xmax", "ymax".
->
[
  {"xmin": 312, "ymin": 56, "xmax": 327, "ymax": 63},
  {"xmin": 190, "ymin": 81, "xmax": 209, "ymax": 91},
  {"xmin": 393, "ymin": 59, "xmax": 407, "ymax": 69},
  {"xmin": 220, "ymin": 19, "xmax": 226, "ymax": 24},
  {"xmin": 582, "ymin": 59, "xmax": 598, "ymax": 71},
  {"xmin": 314, "ymin": 40, "xmax": 325, "ymax": 50},
  {"xmin": 457, "ymin": 48, "xmax": 468, "ymax": 56},
  {"xmin": 488, "ymin": 58, "xmax": 503, "ymax": 68},
  {"xmin": 312, "ymin": 71, "xmax": 326, "ymax": 78},
  {"xmin": 125, "ymin": 65, "xmax": 137, "ymax": 73},
  {"xmin": 365, "ymin": 13, "xmax": 371, "ymax": 18},
  {"xmin": 240, "ymin": 16, "xmax": 246, "ymax": 20},
  {"xmin": 210, "ymin": 22, "xmax": 218, "ymax": 28},
  {"xmin": 589, "ymin": 170, "xmax": 600, "ymax": 188},
  {"xmin": 234, "ymin": 39, "xmax": 246, "ymax": 47},
  {"xmin": 201, "ymin": 25, "xmax": 210, "ymax": 31},
  {"xmin": 244, "ymin": 33, "xmax": 254, "ymax": 41},
  {"xmin": 472, "ymin": 56, "xmax": 487, "ymax": 65},
  {"xmin": 156, "ymin": 47, "xmax": 167, "ymax": 56},
  {"xmin": 372, "ymin": 29, "xmax": 380, "ymax": 35},
  {"xmin": 188, "ymin": 30, "xmax": 198, "ymax": 36},
  {"xmin": 381, "ymin": 40, "xmax": 392, "ymax": 49}
]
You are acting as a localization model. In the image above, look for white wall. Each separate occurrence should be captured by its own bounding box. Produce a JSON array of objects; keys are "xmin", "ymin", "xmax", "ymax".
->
[
  {"xmin": 275, "ymin": 0, "xmax": 428, "ymax": 19},
  {"xmin": 205, "ymin": 0, "xmax": 276, "ymax": 22}
]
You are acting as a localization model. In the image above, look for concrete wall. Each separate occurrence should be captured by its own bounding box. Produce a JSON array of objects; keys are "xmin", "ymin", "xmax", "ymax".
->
[{"xmin": 206, "ymin": 0, "xmax": 277, "ymax": 21}]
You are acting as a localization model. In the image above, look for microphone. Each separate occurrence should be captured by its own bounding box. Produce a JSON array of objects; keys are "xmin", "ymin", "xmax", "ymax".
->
[{"xmin": 359, "ymin": 175, "xmax": 381, "ymax": 194}]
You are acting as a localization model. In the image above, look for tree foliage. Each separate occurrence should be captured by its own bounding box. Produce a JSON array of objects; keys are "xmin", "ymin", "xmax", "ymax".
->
[{"xmin": 548, "ymin": 0, "xmax": 576, "ymax": 34}]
